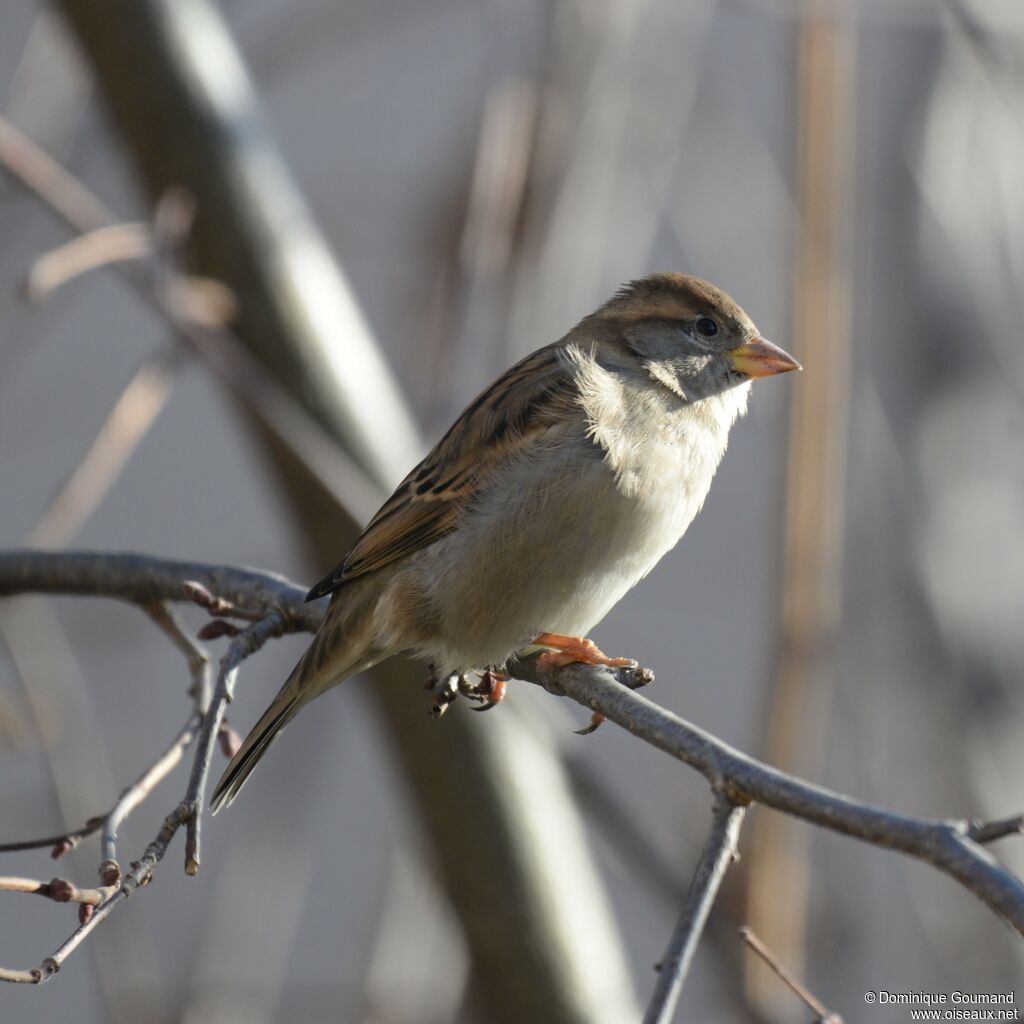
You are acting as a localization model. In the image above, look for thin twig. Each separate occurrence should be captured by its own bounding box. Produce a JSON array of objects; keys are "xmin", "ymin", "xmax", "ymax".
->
[
  {"xmin": 748, "ymin": 0, "xmax": 855, "ymax": 994},
  {"xmin": 0, "ymin": 116, "xmax": 113, "ymax": 232},
  {"xmin": 740, "ymin": 926, "xmax": 844, "ymax": 1023},
  {"xmin": 143, "ymin": 601, "xmax": 211, "ymax": 701},
  {"xmin": 32, "ymin": 800, "xmax": 194, "ymax": 983},
  {"xmin": 642, "ymin": 798, "xmax": 746, "ymax": 1024},
  {"xmin": 968, "ymin": 814, "xmax": 1024, "ymax": 845},
  {"xmin": 42, "ymin": 605, "xmax": 281, "ymax": 978},
  {"xmin": 0, "ymin": 601, "xmax": 208, "ymax": 876},
  {"xmin": 0, "ymin": 822, "xmax": 102, "ymax": 857},
  {"xmin": 25, "ymin": 222, "xmax": 151, "ymax": 300},
  {"xmin": 0, "ymin": 595, "xmax": 286, "ymax": 983},
  {"xmin": 97, "ymin": 710, "xmax": 202, "ymax": 886},
  {"xmin": 20, "ymin": 195, "xmax": 229, "ymax": 553},
  {"xmin": 181, "ymin": 611, "xmax": 287, "ymax": 875},
  {"xmin": 0, "ymin": 876, "xmax": 114, "ymax": 907}
]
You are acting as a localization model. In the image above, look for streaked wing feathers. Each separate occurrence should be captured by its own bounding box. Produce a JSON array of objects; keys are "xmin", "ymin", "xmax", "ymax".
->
[{"xmin": 305, "ymin": 344, "xmax": 579, "ymax": 601}]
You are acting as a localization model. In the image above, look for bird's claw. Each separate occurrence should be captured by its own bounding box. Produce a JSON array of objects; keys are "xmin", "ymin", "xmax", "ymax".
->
[
  {"xmin": 428, "ymin": 670, "xmax": 508, "ymax": 716},
  {"xmin": 428, "ymin": 673, "xmax": 462, "ymax": 718},
  {"xmin": 464, "ymin": 670, "xmax": 508, "ymax": 710},
  {"xmin": 574, "ymin": 712, "xmax": 606, "ymax": 736}
]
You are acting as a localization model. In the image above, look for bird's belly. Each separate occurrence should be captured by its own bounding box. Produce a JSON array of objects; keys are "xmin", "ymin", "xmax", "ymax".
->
[{"xmin": 418, "ymin": 448, "xmax": 708, "ymax": 672}]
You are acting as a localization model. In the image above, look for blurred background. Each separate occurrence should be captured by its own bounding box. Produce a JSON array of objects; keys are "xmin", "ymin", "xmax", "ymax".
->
[{"xmin": 1, "ymin": 0, "xmax": 1022, "ymax": 1021}]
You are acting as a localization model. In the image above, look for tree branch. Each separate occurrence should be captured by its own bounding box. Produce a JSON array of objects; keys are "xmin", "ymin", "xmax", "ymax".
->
[
  {"xmin": 0, "ymin": 876, "xmax": 114, "ymax": 908},
  {"xmin": 509, "ymin": 653, "xmax": 1024, "ymax": 934},
  {"xmin": 740, "ymin": 927, "xmax": 844, "ymax": 1024},
  {"xmin": 0, "ymin": 552, "xmax": 308, "ymax": 983},
  {"xmin": 642, "ymin": 798, "xmax": 746, "ymax": 1024},
  {"xmin": 1, "ymin": 547, "xmax": 1023, "ymax": 995}
]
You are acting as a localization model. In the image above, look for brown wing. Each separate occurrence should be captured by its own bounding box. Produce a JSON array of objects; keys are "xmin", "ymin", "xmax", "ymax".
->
[{"xmin": 305, "ymin": 344, "xmax": 580, "ymax": 601}]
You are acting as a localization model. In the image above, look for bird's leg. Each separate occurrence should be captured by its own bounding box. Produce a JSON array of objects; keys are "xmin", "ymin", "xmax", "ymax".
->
[
  {"xmin": 533, "ymin": 632, "xmax": 638, "ymax": 734},
  {"xmin": 459, "ymin": 670, "xmax": 509, "ymax": 712}
]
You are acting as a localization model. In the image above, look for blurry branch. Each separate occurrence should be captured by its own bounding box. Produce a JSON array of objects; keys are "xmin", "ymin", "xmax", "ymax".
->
[
  {"xmin": 968, "ymin": 814, "xmax": 1024, "ymax": 845},
  {"xmin": 746, "ymin": 0, "xmax": 854, "ymax": 1000},
  {"xmin": 740, "ymin": 927, "xmax": 844, "ymax": 1024},
  {"xmin": 52, "ymin": 0, "xmax": 423, "ymax": 488},
  {"xmin": 24, "ymin": 346, "xmax": 180, "ymax": 549},
  {"xmin": 0, "ymin": 116, "xmax": 110, "ymax": 231},
  {"xmin": 1, "ymin": 551, "xmax": 1023, "ymax": 997},
  {"xmin": 0, "ymin": 116, "xmax": 641, "ymax": 1024},
  {"xmin": 0, "ymin": 118, "xmax": 383, "ymax": 529},
  {"xmin": 731, "ymin": 0, "xmax": 1010, "ymax": 26},
  {"xmin": 47, "ymin": 0, "xmax": 643, "ymax": 1018},
  {"xmin": 25, "ymin": 222, "xmax": 150, "ymax": 300}
]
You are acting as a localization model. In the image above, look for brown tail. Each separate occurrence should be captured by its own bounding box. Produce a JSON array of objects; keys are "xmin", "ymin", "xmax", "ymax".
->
[
  {"xmin": 210, "ymin": 626, "xmax": 338, "ymax": 812},
  {"xmin": 210, "ymin": 676, "xmax": 304, "ymax": 813},
  {"xmin": 210, "ymin": 586, "xmax": 380, "ymax": 811}
]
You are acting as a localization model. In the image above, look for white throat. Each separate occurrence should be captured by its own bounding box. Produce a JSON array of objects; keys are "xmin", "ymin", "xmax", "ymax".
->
[{"xmin": 562, "ymin": 344, "xmax": 748, "ymax": 500}]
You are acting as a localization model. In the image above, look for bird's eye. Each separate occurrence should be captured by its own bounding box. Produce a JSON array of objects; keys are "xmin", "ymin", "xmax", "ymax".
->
[{"xmin": 695, "ymin": 317, "xmax": 719, "ymax": 338}]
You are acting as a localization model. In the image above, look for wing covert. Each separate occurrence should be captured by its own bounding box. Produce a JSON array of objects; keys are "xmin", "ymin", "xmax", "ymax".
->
[{"xmin": 305, "ymin": 344, "xmax": 579, "ymax": 602}]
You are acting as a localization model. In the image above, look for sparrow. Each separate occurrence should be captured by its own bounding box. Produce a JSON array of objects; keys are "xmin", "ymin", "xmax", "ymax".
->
[{"xmin": 211, "ymin": 273, "xmax": 799, "ymax": 811}]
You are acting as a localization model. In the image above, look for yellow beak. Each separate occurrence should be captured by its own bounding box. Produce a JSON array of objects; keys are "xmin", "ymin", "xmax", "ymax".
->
[{"xmin": 728, "ymin": 337, "xmax": 802, "ymax": 378}]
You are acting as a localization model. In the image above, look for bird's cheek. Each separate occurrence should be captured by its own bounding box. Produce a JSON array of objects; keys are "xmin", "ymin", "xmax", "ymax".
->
[{"xmin": 646, "ymin": 360, "xmax": 689, "ymax": 400}]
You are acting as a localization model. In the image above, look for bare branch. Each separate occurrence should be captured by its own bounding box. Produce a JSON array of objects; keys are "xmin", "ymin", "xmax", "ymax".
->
[
  {"xmin": 642, "ymin": 798, "xmax": 746, "ymax": 1024},
  {"xmin": 0, "ymin": 550, "xmax": 320, "ymax": 630},
  {"xmin": 510, "ymin": 653, "xmax": 1024, "ymax": 934},
  {"xmin": 0, "ymin": 561, "xmax": 296, "ymax": 982},
  {"xmin": 1, "ymin": 547, "xmax": 1023, "ymax": 992},
  {"xmin": 0, "ymin": 115, "xmax": 113, "ymax": 232},
  {"xmin": 740, "ymin": 927, "xmax": 844, "ymax": 1024},
  {"xmin": 0, "ymin": 822, "xmax": 102, "ymax": 858},
  {"xmin": 0, "ymin": 601, "xmax": 207, "ymax": 879},
  {"xmin": 0, "ymin": 876, "xmax": 114, "ymax": 908},
  {"xmin": 25, "ymin": 222, "xmax": 151, "ymax": 300},
  {"xmin": 143, "ymin": 601, "xmax": 211, "ymax": 698},
  {"xmin": 98, "ymin": 710, "xmax": 202, "ymax": 886},
  {"xmin": 24, "ymin": 348, "xmax": 180, "ymax": 549},
  {"xmin": 0, "ymin": 116, "xmax": 384, "ymax": 530},
  {"xmin": 182, "ymin": 579, "xmax": 264, "ymax": 622},
  {"xmin": 969, "ymin": 814, "xmax": 1024, "ymax": 846},
  {"xmin": 181, "ymin": 611, "xmax": 287, "ymax": 875}
]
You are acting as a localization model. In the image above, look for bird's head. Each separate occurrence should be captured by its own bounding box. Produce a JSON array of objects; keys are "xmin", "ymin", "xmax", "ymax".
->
[{"xmin": 589, "ymin": 272, "xmax": 801, "ymax": 405}]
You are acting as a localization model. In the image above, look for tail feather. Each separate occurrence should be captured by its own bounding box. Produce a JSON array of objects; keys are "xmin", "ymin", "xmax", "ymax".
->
[
  {"xmin": 210, "ymin": 591, "xmax": 378, "ymax": 812},
  {"xmin": 210, "ymin": 684, "xmax": 302, "ymax": 814}
]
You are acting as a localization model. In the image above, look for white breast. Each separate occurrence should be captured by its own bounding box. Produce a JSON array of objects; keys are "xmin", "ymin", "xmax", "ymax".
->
[{"xmin": 408, "ymin": 349, "xmax": 747, "ymax": 675}]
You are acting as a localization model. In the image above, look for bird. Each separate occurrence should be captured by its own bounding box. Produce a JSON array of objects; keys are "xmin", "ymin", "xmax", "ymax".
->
[{"xmin": 211, "ymin": 272, "xmax": 800, "ymax": 811}]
